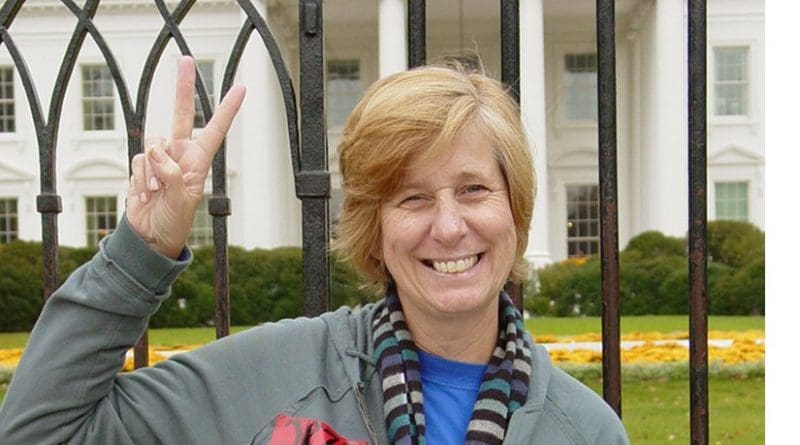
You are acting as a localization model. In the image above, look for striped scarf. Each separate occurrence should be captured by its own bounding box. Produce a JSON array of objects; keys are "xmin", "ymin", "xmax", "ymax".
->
[{"xmin": 372, "ymin": 285, "xmax": 532, "ymax": 445}]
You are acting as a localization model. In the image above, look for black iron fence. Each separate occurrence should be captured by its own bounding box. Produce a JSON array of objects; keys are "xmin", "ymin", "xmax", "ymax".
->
[{"xmin": 0, "ymin": 0, "xmax": 710, "ymax": 443}]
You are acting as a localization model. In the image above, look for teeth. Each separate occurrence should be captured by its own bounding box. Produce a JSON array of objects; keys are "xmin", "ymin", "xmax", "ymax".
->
[{"xmin": 432, "ymin": 255, "xmax": 478, "ymax": 274}]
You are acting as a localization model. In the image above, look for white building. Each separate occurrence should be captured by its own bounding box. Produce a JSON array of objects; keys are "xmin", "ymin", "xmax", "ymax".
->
[{"xmin": 0, "ymin": 0, "xmax": 764, "ymax": 267}]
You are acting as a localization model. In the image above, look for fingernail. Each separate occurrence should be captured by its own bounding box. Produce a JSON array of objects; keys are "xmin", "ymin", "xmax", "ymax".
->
[
  {"xmin": 149, "ymin": 177, "xmax": 159, "ymax": 191},
  {"xmin": 140, "ymin": 192, "xmax": 148, "ymax": 204},
  {"xmin": 150, "ymin": 147, "xmax": 166, "ymax": 163}
]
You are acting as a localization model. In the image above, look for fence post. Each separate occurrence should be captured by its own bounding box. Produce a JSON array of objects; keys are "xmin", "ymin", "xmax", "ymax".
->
[
  {"xmin": 596, "ymin": 0, "xmax": 623, "ymax": 417},
  {"xmin": 298, "ymin": 0, "xmax": 331, "ymax": 316},
  {"xmin": 407, "ymin": 0, "xmax": 426, "ymax": 68},
  {"xmin": 688, "ymin": 0, "xmax": 709, "ymax": 443}
]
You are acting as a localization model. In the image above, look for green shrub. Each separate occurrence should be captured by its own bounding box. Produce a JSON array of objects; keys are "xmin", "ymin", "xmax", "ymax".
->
[
  {"xmin": 710, "ymin": 256, "xmax": 765, "ymax": 315},
  {"xmin": 707, "ymin": 220, "xmax": 764, "ymax": 268},
  {"xmin": 3, "ymin": 221, "xmax": 765, "ymax": 329},
  {"xmin": 154, "ymin": 245, "xmax": 375, "ymax": 327},
  {"xmin": 623, "ymin": 231, "xmax": 685, "ymax": 257},
  {"xmin": 332, "ymin": 252, "xmax": 376, "ymax": 309},
  {"xmin": 1, "ymin": 241, "xmax": 375, "ymax": 330},
  {"xmin": 620, "ymin": 251, "xmax": 686, "ymax": 315},
  {"xmin": 525, "ymin": 257, "xmax": 601, "ymax": 317},
  {"xmin": 0, "ymin": 241, "xmax": 45, "ymax": 332},
  {"xmin": 652, "ymin": 260, "xmax": 735, "ymax": 315},
  {"xmin": 526, "ymin": 226, "xmax": 764, "ymax": 317}
]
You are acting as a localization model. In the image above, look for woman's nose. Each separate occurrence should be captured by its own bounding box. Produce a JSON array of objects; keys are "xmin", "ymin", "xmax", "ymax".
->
[{"xmin": 430, "ymin": 198, "xmax": 468, "ymax": 245}]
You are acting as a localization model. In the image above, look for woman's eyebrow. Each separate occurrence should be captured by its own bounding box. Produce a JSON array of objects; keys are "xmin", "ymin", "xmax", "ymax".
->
[{"xmin": 401, "ymin": 170, "xmax": 492, "ymax": 190}]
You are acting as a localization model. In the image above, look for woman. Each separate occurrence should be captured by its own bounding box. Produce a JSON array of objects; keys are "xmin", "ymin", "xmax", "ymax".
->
[{"xmin": 0, "ymin": 57, "xmax": 628, "ymax": 444}]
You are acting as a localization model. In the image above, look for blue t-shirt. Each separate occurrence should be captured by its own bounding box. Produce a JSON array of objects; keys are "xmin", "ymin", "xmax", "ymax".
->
[{"xmin": 418, "ymin": 350, "xmax": 487, "ymax": 444}]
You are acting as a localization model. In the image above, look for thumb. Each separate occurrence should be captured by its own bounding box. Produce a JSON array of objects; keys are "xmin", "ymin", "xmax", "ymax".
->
[
  {"xmin": 148, "ymin": 146, "xmax": 186, "ymax": 194},
  {"xmin": 146, "ymin": 146, "xmax": 196, "ymax": 259}
]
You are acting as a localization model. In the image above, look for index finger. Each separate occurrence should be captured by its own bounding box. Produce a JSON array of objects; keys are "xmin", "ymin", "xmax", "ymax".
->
[
  {"xmin": 195, "ymin": 84, "xmax": 246, "ymax": 155},
  {"xmin": 171, "ymin": 56, "xmax": 197, "ymax": 142}
]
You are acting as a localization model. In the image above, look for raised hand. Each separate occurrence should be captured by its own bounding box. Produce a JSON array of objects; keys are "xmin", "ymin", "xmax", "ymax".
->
[{"xmin": 127, "ymin": 56, "xmax": 246, "ymax": 259}]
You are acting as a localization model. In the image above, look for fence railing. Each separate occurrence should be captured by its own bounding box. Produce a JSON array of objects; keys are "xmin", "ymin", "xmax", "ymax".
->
[{"xmin": 0, "ymin": 0, "xmax": 709, "ymax": 442}]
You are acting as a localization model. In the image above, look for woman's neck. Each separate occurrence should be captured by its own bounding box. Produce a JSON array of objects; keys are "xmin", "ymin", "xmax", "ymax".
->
[{"xmin": 402, "ymin": 301, "xmax": 499, "ymax": 364}]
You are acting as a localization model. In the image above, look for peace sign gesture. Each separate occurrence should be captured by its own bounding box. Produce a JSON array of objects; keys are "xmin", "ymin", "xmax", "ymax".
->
[{"xmin": 127, "ymin": 56, "xmax": 246, "ymax": 259}]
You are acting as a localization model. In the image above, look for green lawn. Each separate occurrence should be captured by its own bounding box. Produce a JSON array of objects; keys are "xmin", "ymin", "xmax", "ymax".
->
[
  {"xmin": 0, "ymin": 315, "xmax": 764, "ymax": 349},
  {"xmin": 525, "ymin": 315, "xmax": 765, "ymax": 337},
  {"xmin": 0, "ymin": 332, "xmax": 30, "ymax": 350},
  {"xmin": 585, "ymin": 377, "xmax": 764, "ymax": 445},
  {"xmin": 0, "ymin": 326, "xmax": 254, "ymax": 349}
]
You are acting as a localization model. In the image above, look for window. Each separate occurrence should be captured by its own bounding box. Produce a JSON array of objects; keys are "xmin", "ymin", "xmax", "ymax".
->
[
  {"xmin": 81, "ymin": 65, "xmax": 115, "ymax": 130},
  {"xmin": 0, "ymin": 67, "xmax": 15, "ymax": 132},
  {"xmin": 188, "ymin": 195, "xmax": 213, "ymax": 247},
  {"xmin": 563, "ymin": 53, "xmax": 597, "ymax": 121},
  {"xmin": 0, "ymin": 197, "xmax": 18, "ymax": 243},
  {"xmin": 86, "ymin": 196, "xmax": 117, "ymax": 246},
  {"xmin": 566, "ymin": 185, "xmax": 599, "ymax": 257},
  {"xmin": 193, "ymin": 60, "xmax": 215, "ymax": 128},
  {"xmin": 714, "ymin": 47, "xmax": 748, "ymax": 116},
  {"xmin": 715, "ymin": 182, "xmax": 748, "ymax": 221},
  {"xmin": 326, "ymin": 59, "xmax": 362, "ymax": 127}
]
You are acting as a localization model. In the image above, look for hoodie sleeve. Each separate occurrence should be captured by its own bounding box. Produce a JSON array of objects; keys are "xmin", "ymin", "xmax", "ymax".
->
[{"xmin": 0, "ymin": 215, "xmax": 190, "ymax": 444}]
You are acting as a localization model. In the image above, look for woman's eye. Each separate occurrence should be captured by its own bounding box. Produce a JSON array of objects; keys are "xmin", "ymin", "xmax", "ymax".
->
[
  {"xmin": 464, "ymin": 184, "xmax": 488, "ymax": 195},
  {"xmin": 401, "ymin": 194, "xmax": 425, "ymax": 206}
]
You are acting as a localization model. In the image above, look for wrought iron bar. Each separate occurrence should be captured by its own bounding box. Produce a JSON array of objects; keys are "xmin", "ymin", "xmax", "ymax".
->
[
  {"xmin": 129, "ymin": 0, "xmax": 198, "ymax": 368},
  {"xmin": 203, "ymin": 20, "xmax": 259, "ymax": 343},
  {"xmin": 0, "ymin": 33, "xmax": 45, "ymax": 173},
  {"xmin": 499, "ymin": 0, "xmax": 523, "ymax": 310},
  {"xmin": 35, "ymin": 0, "xmax": 102, "ymax": 302},
  {"xmin": 688, "ymin": 0, "xmax": 709, "ymax": 443},
  {"xmin": 299, "ymin": 0, "xmax": 330, "ymax": 316},
  {"xmin": 500, "ymin": 0, "xmax": 520, "ymax": 103},
  {"xmin": 0, "ymin": 0, "xmax": 22, "ymax": 27},
  {"xmin": 60, "ymin": 0, "xmax": 135, "ymax": 131},
  {"xmin": 407, "ymin": 0, "xmax": 426, "ymax": 68},
  {"xmin": 596, "ymin": 0, "xmax": 622, "ymax": 417},
  {"xmin": 132, "ymin": 0, "xmax": 197, "ymax": 157},
  {"xmin": 154, "ymin": 0, "xmax": 229, "ymax": 340},
  {"xmin": 235, "ymin": 0, "xmax": 301, "ymax": 179}
]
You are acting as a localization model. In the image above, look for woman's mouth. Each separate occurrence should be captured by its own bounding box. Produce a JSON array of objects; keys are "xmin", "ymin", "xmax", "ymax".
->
[{"xmin": 423, "ymin": 254, "xmax": 482, "ymax": 274}]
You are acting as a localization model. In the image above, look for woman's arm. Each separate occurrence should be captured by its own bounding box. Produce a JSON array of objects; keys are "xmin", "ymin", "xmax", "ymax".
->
[
  {"xmin": 0, "ymin": 216, "xmax": 189, "ymax": 443},
  {"xmin": 0, "ymin": 57, "xmax": 247, "ymax": 443}
]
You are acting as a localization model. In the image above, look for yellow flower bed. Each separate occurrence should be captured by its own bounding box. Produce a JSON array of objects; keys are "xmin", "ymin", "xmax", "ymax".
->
[
  {"xmin": 0, "ymin": 348, "xmax": 24, "ymax": 368},
  {"xmin": 121, "ymin": 344, "xmax": 203, "ymax": 372},
  {"xmin": 547, "ymin": 337, "xmax": 764, "ymax": 365},
  {"xmin": 1, "ymin": 332, "xmax": 764, "ymax": 370},
  {"xmin": 537, "ymin": 329, "xmax": 764, "ymax": 344}
]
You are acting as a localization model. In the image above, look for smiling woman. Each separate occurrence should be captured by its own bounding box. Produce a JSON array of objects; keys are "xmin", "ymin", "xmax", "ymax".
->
[
  {"xmin": 0, "ymin": 61, "xmax": 628, "ymax": 445},
  {"xmin": 331, "ymin": 65, "xmax": 627, "ymax": 444},
  {"xmin": 377, "ymin": 126, "xmax": 518, "ymax": 363}
]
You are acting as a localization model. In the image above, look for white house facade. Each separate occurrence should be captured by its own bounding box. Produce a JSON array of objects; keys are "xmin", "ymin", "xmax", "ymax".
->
[{"xmin": 0, "ymin": 0, "xmax": 765, "ymax": 268}]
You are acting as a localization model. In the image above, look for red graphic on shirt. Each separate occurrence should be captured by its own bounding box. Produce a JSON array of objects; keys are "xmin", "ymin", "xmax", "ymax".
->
[{"xmin": 268, "ymin": 414, "xmax": 368, "ymax": 445}]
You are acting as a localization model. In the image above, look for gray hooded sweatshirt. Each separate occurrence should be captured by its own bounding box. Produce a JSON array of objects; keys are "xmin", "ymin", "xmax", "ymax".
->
[{"xmin": 0, "ymin": 216, "xmax": 629, "ymax": 444}]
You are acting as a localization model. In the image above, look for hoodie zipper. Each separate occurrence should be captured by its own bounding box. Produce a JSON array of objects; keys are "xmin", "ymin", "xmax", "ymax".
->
[{"xmin": 353, "ymin": 381, "xmax": 383, "ymax": 444}]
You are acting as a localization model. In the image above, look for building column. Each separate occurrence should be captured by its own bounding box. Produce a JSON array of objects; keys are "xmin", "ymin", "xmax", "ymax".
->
[
  {"xmin": 379, "ymin": 0, "xmax": 407, "ymax": 77},
  {"xmin": 640, "ymin": 0, "xmax": 687, "ymax": 237},
  {"xmin": 231, "ymin": 4, "xmax": 301, "ymax": 249},
  {"xmin": 520, "ymin": 0, "xmax": 551, "ymax": 268}
]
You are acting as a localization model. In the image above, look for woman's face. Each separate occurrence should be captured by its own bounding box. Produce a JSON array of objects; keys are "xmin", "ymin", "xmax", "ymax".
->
[{"xmin": 379, "ymin": 125, "xmax": 517, "ymax": 320}]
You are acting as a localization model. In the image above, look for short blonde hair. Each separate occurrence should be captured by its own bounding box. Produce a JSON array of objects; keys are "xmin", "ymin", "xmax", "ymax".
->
[{"xmin": 334, "ymin": 65, "xmax": 536, "ymax": 291}]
